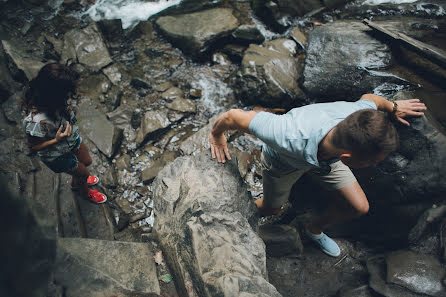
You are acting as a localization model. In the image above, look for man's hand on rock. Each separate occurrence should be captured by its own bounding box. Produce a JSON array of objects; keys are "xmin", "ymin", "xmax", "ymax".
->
[
  {"xmin": 394, "ymin": 99, "xmax": 427, "ymax": 126},
  {"xmin": 209, "ymin": 132, "xmax": 231, "ymax": 163}
]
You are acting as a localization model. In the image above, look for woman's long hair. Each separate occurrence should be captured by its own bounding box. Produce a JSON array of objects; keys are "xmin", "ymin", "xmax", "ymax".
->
[{"xmin": 23, "ymin": 63, "xmax": 79, "ymax": 119}]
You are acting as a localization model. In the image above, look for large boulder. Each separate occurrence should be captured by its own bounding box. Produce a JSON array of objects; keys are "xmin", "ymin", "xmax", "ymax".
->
[
  {"xmin": 53, "ymin": 238, "xmax": 160, "ymax": 297},
  {"xmin": 77, "ymin": 100, "xmax": 123, "ymax": 158},
  {"xmin": 155, "ymin": 8, "xmax": 239, "ymax": 60},
  {"xmin": 152, "ymin": 153, "xmax": 281, "ymax": 297},
  {"xmin": 303, "ymin": 21, "xmax": 410, "ymax": 102},
  {"xmin": 234, "ymin": 38, "xmax": 305, "ymax": 107},
  {"xmin": 0, "ymin": 43, "xmax": 21, "ymax": 100},
  {"xmin": 1, "ymin": 40, "xmax": 44, "ymax": 81},
  {"xmin": 62, "ymin": 23, "xmax": 112, "ymax": 72}
]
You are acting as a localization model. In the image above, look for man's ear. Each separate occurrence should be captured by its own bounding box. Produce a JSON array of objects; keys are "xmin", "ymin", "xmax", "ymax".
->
[{"xmin": 339, "ymin": 151, "xmax": 352, "ymax": 162}]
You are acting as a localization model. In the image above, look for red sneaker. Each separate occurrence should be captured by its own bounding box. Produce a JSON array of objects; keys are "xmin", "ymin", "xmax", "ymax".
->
[
  {"xmin": 87, "ymin": 190, "xmax": 107, "ymax": 204},
  {"xmin": 71, "ymin": 175, "xmax": 99, "ymax": 190}
]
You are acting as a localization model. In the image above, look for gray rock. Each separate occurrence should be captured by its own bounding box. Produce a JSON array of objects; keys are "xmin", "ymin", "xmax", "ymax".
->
[
  {"xmin": 136, "ymin": 110, "xmax": 171, "ymax": 146},
  {"xmin": 62, "ymin": 23, "xmax": 112, "ymax": 72},
  {"xmin": 258, "ymin": 224, "xmax": 303, "ymax": 257},
  {"xmin": 323, "ymin": 0, "xmax": 351, "ymax": 9},
  {"xmin": 253, "ymin": 0, "xmax": 322, "ymax": 32},
  {"xmin": 77, "ymin": 100, "xmax": 123, "ymax": 158},
  {"xmin": 115, "ymin": 154, "xmax": 131, "ymax": 170},
  {"xmin": 179, "ymin": 115, "xmax": 217, "ymax": 156},
  {"xmin": 154, "ymin": 81, "xmax": 173, "ymax": 92},
  {"xmin": 337, "ymin": 285, "xmax": 373, "ymax": 297},
  {"xmin": 408, "ymin": 204, "xmax": 446, "ymax": 244},
  {"xmin": 303, "ymin": 21, "xmax": 409, "ymax": 101},
  {"xmin": 166, "ymin": 98, "xmax": 196, "ymax": 113},
  {"xmin": 0, "ymin": 43, "xmax": 21, "ymax": 98},
  {"xmin": 155, "ymin": 8, "xmax": 239, "ymax": 60},
  {"xmin": 102, "ymin": 64, "xmax": 124, "ymax": 86},
  {"xmin": 54, "ymin": 237, "xmax": 160, "ymax": 296},
  {"xmin": 367, "ymin": 256, "xmax": 425, "ymax": 297},
  {"xmin": 235, "ymin": 38, "xmax": 305, "ymax": 107},
  {"xmin": 232, "ymin": 24, "xmax": 265, "ymax": 44},
  {"xmin": 161, "ymin": 87, "xmax": 184, "ymax": 100},
  {"xmin": 222, "ymin": 43, "xmax": 247, "ymax": 63},
  {"xmin": 106, "ymin": 105, "xmax": 133, "ymax": 129},
  {"xmin": 153, "ymin": 153, "xmax": 281, "ymax": 297},
  {"xmin": 1, "ymin": 40, "xmax": 44, "ymax": 81},
  {"xmin": 130, "ymin": 77, "xmax": 150, "ymax": 90},
  {"xmin": 2, "ymin": 92, "xmax": 23, "ymax": 123},
  {"xmin": 386, "ymin": 250, "xmax": 446, "ymax": 297},
  {"xmin": 290, "ymin": 27, "xmax": 307, "ymax": 50},
  {"xmin": 141, "ymin": 159, "xmax": 165, "ymax": 184}
]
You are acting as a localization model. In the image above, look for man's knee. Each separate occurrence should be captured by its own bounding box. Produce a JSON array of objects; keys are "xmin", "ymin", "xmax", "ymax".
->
[{"xmin": 355, "ymin": 200, "xmax": 369, "ymax": 216}]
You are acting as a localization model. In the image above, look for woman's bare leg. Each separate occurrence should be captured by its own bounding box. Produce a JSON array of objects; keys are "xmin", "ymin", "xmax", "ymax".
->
[
  {"xmin": 70, "ymin": 162, "xmax": 90, "ymax": 198},
  {"xmin": 74, "ymin": 142, "xmax": 92, "ymax": 167}
]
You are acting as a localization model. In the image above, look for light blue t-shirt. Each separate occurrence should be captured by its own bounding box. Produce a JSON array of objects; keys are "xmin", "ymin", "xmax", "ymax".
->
[{"xmin": 248, "ymin": 100, "xmax": 377, "ymax": 170}]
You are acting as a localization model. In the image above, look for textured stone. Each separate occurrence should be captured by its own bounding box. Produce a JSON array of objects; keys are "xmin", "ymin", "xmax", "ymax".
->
[
  {"xmin": 235, "ymin": 38, "xmax": 305, "ymax": 107},
  {"xmin": 156, "ymin": 8, "xmax": 239, "ymax": 60},
  {"xmin": 153, "ymin": 154, "xmax": 281, "ymax": 297},
  {"xmin": 141, "ymin": 159, "xmax": 165, "ymax": 184},
  {"xmin": 290, "ymin": 27, "xmax": 307, "ymax": 50},
  {"xmin": 161, "ymin": 87, "xmax": 184, "ymax": 100},
  {"xmin": 386, "ymin": 250, "xmax": 446, "ymax": 297},
  {"xmin": 232, "ymin": 24, "xmax": 265, "ymax": 44},
  {"xmin": 1, "ymin": 40, "xmax": 44, "ymax": 80},
  {"xmin": 258, "ymin": 224, "xmax": 303, "ymax": 257},
  {"xmin": 166, "ymin": 97, "xmax": 196, "ymax": 113},
  {"xmin": 54, "ymin": 238, "xmax": 160, "ymax": 297},
  {"xmin": 77, "ymin": 100, "xmax": 123, "ymax": 158},
  {"xmin": 303, "ymin": 21, "xmax": 409, "ymax": 101},
  {"xmin": 62, "ymin": 23, "xmax": 112, "ymax": 72},
  {"xmin": 136, "ymin": 110, "xmax": 171, "ymax": 146}
]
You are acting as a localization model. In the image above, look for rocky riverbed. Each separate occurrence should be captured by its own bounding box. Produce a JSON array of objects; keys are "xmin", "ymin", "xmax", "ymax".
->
[{"xmin": 1, "ymin": 0, "xmax": 445, "ymax": 296}]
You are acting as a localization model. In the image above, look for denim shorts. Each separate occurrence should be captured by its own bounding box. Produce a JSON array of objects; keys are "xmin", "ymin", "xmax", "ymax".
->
[{"xmin": 42, "ymin": 137, "xmax": 82, "ymax": 174}]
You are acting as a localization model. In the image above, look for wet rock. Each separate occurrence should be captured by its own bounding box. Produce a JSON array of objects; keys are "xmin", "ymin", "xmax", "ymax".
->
[
  {"xmin": 290, "ymin": 27, "xmax": 307, "ymax": 50},
  {"xmin": 76, "ymin": 73, "xmax": 110, "ymax": 101},
  {"xmin": 258, "ymin": 224, "xmax": 303, "ymax": 257},
  {"xmin": 222, "ymin": 43, "xmax": 246, "ymax": 63},
  {"xmin": 2, "ymin": 92, "xmax": 23, "ymax": 123},
  {"xmin": 235, "ymin": 38, "xmax": 305, "ymax": 107},
  {"xmin": 102, "ymin": 63, "xmax": 124, "ymax": 86},
  {"xmin": 0, "ymin": 44, "xmax": 20, "ymax": 99},
  {"xmin": 161, "ymin": 86, "xmax": 184, "ymax": 100},
  {"xmin": 115, "ymin": 154, "xmax": 131, "ymax": 170},
  {"xmin": 106, "ymin": 105, "xmax": 132, "ymax": 129},
  {"xmin": 235, "ymin": 150, "xmax": 254, "ymax": 178},
  {"xmin": 54, "ymin": 238, "xmax": 160, "ymax": 296},
  {"xmin": 303, "ymin": 21, "xmax": 409, "ymax": 101},
  {"xmin": 155, "ymin": 8, "xmax": 239, "ymax": 60},
  {"xmin": 62, "ymin": 23, "xmax": 112, "ymax": 72},
  {"xmin": 166, "ymin": 97, "xmax": 196, "ymax": 113},
  {"xmin": 136, "ymin": 110, "xmax": 171, "ymax": 146},
  {"xmin": 337, "ymin": 285, "xmax": 373, "ymax": 297},
  {"xmin": 232, "ymin": 24, "xmax": 265, "ymax": 44},
  {"xmin": 154, "ymin": 81, "xmax": 173, "ymax": 92},
  {"xmin": 97, "ymin": 18, "xmax": 124, "ymax": 42},
  {"xmin": 189, "ymin": 88, "xmax": 202, "ymax": 98},
  {"xmin": 77, "ymin": 100, "xmax": 123, "ymax": 158},
  {"xmin": 253, "ymin": 0, "xmax": 322, "ymax": 32},
  {"xmin": 2, "ymin": 40, "xmax": 44, "ymax": 81},
  {"xmin": 130, "ymin": 77, "xmax": 150, "ymax": 90},
  {"xmin": 141, "ymin": 159, "xmax": 165, "ymax": 184},
  {"xmin": 153, "ymin": 153, "xmax": 281, "ymax": 297},
  {"xmin": 179, "ymin": 115, "xmax": 217, "ymax": 156},
  {"xmin": 101, "ymin": 166, "xmax": 117, "ymax": 189},
  {"xmin": 386, "ymin": 250, "xmax": 446, "ymax": 297},
  {"xmin": 103, "ymin": 85, "xmax": 122, "ymax": 111},
  {"xmin": 367, "ymin": 256, "xmax": 426, "ymax": 297},
  {"xmin": 408, "ymin": 204, "xmax": 446, "ymax": 244}
]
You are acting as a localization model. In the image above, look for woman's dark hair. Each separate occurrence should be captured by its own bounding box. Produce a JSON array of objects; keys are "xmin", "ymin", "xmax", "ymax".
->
[
  {"xmin": 332, "ymin": 109, "xmax": 399, "ymax": 157},
  {"xmin": 23, "ymin": 63, "xmax": 79, "ymax": 116}
]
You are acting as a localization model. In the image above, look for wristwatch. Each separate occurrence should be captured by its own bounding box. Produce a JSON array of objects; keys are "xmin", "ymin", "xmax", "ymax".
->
[{"xmin": 392, "ymin": 101, "xmax": 398, "ymax": 113}]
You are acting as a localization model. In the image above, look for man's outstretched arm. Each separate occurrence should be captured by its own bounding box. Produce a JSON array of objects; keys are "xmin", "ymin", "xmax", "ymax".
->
[
  {"xmin": 360, "ymin": 93, "xmax": 427, "ymax": 126},
  {"xmin": 209, "ymin": 109, "xmax": 257, "ymax": 163}
]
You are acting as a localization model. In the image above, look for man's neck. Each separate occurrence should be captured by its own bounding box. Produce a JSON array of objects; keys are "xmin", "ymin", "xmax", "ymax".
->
[{"xmin": 317, "ymin": 128, "xmax": 343, "ymax": 162}]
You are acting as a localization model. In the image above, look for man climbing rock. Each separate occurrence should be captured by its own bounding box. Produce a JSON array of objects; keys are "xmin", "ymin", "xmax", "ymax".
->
[{"xmin": 209, "ymin": 94, "xmax": 426, "ymax": 257}]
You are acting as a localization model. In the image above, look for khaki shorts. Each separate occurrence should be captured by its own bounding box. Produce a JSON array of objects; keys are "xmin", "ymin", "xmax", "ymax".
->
[{"xmin": 261, "ymin": 152, "xmax": 357, "ymax": 209}]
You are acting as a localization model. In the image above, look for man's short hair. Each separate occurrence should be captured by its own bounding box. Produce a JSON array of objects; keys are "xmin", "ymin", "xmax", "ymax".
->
[{"xmin": 332, "ymin": 109, "xmax": 399, "ymax": 157}]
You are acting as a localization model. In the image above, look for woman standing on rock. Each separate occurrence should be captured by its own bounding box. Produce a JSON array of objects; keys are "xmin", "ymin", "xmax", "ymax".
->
[{"xmin": 22, "ymin": 63, "xmax": 107, "ymax": 204}]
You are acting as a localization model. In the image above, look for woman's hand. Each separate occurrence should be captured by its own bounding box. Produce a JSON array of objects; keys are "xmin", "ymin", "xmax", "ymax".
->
[
  {"xmin": 55, "ymin": 121, "xmax": 72, "ymax": 142},
  {"xmin": 394, "ymin": 99, "xmax": 427, "ymax": 126},
  {"xmin": 209, "ymin": 132, "xmax": 231, "ymax": 163}
]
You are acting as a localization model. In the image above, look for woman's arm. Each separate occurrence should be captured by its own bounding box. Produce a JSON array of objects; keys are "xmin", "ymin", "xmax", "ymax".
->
[
  {"xmin": 209, "ymin": 109, "xmax": 257, "ymax": 163},
  {"xmin": 28, "ymin": 122, "xmax": 72, "ymax": 151},
  {"xmin": 360, "ymin": 94, "xmax": 427, "ymax": 126}
]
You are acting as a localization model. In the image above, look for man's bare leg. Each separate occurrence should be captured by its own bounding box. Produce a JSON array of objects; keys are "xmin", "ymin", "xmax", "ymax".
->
[{"xmin": 306, "ymin": 182, "xmax": 369, "ymax": 234}]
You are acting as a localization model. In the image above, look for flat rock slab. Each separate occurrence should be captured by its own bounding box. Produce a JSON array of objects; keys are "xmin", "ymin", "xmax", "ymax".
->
[
  {"xmin": 62, "ymin": 23, "xmax": 112, "ymax": 72},
  {"xmin": 2, "ymin": 40, "xmax": 44, "ymax": 80},
  {"xmin": 77, "ymin": 100, "xmax": 122, "ymax": 158},
  {"xmin": 386, "ymin": 250, "xmax": 446, "ymax": 297},
  {"xmin": 303, "ymin": 21, "xmax": 407, "ymax": 101},
  {"xmin": 136, "ymin": 110, "xmax": 171, "ymax": 146},
  {"xmin": 153, "ymin": 153, "xmax": 281, "ymax": 297},
  {"xmin": 156, "ymin": 8, "xmax": 239, "ymax": 60},
  {"xmin": 54, "ymin": 237, "xmax": 160, "ymax": 297}
]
